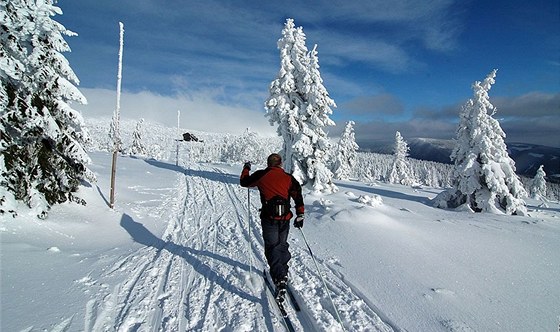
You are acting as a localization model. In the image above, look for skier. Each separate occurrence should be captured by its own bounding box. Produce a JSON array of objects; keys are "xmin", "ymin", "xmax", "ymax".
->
[{"xmin": 240, "ymin": 153, "xmax": 304, "ymax": 301}]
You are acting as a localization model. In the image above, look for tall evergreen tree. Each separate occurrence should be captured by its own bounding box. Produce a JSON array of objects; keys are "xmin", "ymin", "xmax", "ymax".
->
[
  {"xmin": 265, "ymin": 18, "xmax": 308, "ymax": 178},
  {"xmin": 0, "ymin": 0, "xmax": 93, "ymax": 218},
  {"xmin": 130, "ymin": 118, "xmax": 146, "ymax": 156},
  {"xmin": 529, "ymin": 165, "xmax": 547, "ymax": 200},
  {"xmin": 388, "ymin": 131, "xmax": 415, "ymax": 185},
  {"xmin": 265, "ymin": 19, "xmax": 337, "ymax": 193},
  {"xmin": 448, "ymin": 69, "xmax": 526, "ymax": 215},
  {"xmin": 334, "ymin": 121, "xmax": 359, "ymax": 180}
]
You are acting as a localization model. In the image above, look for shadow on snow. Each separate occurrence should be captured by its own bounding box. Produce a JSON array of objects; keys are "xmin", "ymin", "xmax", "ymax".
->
[
  {"xmin": 143, "ymin": 158, "xmax": 240, "ymax": 185},
  {"xmin": 337, "ymin": 181, "xmax": 433, "ymax": 206},
  {"xmin": 119, "ymin": 213, "xmax": 262, "ymax": 306}
]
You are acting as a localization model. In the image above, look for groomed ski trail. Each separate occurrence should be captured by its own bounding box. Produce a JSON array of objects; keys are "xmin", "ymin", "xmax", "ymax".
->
[{"xmin": 84, "ymin": 162, "xmax": 394, "ymax": 331}]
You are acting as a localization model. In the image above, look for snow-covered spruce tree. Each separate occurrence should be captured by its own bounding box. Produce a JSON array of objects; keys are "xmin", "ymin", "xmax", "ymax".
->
[
  {"xmin": 529, "ymin": 165, "xmax": 547, "ymax": 200},
  {"xmin": 333, "ymin": 121, "xmax": 359, "ymax": 180},
  {"xmin": 108, "ymin": 114, "xmax": 122, "ymax": 152},
  {"xmin": 301, "ymin": 44, "xmax": 338, "ymax": 192},
  {"xmin": 388, "ymin": 131, "xmax": 415, "ymax": 185},
  {"xmin": 265, "ymin": 19, "xmax": 337, "ymax": 193},
  {"xmin": 436, "ymin": 69, "xmax": 527, "ymax": 215},
  {"xmin": 0, "ymin": 0, "xmax": 93, "ymax": 218},
  {"xmin": 130, "ymin": 118, "xmax": 146, "ymax": 156},
  {"xmin": 223, "ymin": 128, "xmax": 260, "ymax": 163}
]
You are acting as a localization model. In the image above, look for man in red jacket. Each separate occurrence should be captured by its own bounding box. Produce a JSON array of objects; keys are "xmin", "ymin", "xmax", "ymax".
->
[{"xmin": 240, "ymin": 153, "xmax": 304, "ymax": 300}]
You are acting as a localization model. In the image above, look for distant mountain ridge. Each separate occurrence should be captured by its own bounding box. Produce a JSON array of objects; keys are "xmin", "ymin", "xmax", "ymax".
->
[{"xmin": 358, "ymin": 138, "xmax": 560, "ymax": 182}]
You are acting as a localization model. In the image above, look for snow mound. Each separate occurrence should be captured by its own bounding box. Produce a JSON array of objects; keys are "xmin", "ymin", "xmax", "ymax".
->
[{"xmin": 357, "ymin": 194, "xmax": 383, "ymax": 207}]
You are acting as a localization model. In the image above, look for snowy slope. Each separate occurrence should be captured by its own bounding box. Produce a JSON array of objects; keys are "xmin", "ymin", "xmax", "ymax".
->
[{"xmin": 1, "ymin": 151, "xmax": 559, "ymax": 332}]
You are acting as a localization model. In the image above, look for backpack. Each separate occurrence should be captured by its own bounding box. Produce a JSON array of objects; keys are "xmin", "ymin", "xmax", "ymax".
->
[{"xmin": 264, "ymin": 195, "xmax": 291, "ymax": 219}]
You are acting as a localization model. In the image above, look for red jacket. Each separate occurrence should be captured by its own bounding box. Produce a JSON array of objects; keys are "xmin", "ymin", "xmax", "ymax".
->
[{"xmin": 240, "ymin": 166, "xmax": 304, "ymax": 220}]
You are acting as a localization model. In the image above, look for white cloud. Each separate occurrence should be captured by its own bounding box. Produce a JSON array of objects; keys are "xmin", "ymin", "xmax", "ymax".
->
[
  {"xmin": 74, "ymin": 88, "xmax": 275, "ymax": 136},
  {"xmin": 315, "ymin": 32, "xmax": 416, "ymax": 73},
  {"xmin": 494, "ymin": 92, "xmax": 560, "ymax": 117}
]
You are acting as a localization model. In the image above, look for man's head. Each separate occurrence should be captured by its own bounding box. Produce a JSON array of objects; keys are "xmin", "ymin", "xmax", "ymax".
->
[{"xmin": 267, "ymin": 153, "xmax": 282, "ymax": 167}]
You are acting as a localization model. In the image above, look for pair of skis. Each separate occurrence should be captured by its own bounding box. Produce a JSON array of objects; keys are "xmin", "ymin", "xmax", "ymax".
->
[{"xmin": 263, "ymin": 269, "xmax": 300, "ymax": 332}]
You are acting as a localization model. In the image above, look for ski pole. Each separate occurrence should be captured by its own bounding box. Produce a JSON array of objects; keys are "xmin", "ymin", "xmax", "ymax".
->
[
  {"xmin": 298, "ymin": 228, "xmax": 345, "ymax": 331},
  {"xmin": 246, "ymin": 187, "xmax": 253, "ymax": 276}
]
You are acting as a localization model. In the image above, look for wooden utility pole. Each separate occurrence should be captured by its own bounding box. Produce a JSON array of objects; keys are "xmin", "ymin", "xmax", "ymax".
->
[{"xmin": 110, "ymin": 22, "xmax": 124, "ymax": 209}]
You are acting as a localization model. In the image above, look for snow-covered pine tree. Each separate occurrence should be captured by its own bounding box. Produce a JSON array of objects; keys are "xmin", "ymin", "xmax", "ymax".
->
[
  {"xmin": 443, "ymin": 69, "xmax": 527, "ymax": 215},
  {"xmin": 224, "ymin": 128, "xmax": 258, "ymax": 163},
  {"xmin": 265, "ymin": 18, "xmax": 308, "ymax": 180},
  {"xmin": 265, "ymin": 19, "xmax": 337, "ymax": 193},
  {"xmin": 334, "ymin": 121, "xmax": 359, "ymax": 180},
  {"xmin": 302, "ymin": 44, "xmax": 337, "ymax": 192},
  {"xmin": 1, "ymin": 0, "xmax": 28, "ymax": 216},
  {"xmin": 387, "ymin": 131, "xmax": 415, "ymax": 186},
  {"xmin": 130, "ymin": 118, "xmax": 146, "ymax": 156},
  {"xmin": 0, "ymin": 0, "xmax": 93, "ymax": 218},
  {"xmin": 529, "ymin": 165, "xmax": 547, "ymax": 200},
  {"xmin": 108, "ymin": 114, "xmax": 122, "ymax": 151}
]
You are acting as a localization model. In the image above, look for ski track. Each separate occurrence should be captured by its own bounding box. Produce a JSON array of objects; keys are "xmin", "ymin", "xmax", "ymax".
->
[{"xmin": 82, "ymin": 163, "xmax": 394, "ymax": 331}]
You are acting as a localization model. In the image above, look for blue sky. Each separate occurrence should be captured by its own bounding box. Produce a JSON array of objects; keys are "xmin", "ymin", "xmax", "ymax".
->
[{"xmin": 56, "ymin": 0, "xmax": 559, "ymax": 148}]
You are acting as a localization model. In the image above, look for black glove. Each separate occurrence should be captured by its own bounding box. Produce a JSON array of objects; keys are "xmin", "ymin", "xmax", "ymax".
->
[
  {"xmin": 294, "ymin": 214, "xmax": 304, "ymax": 228},
  {"xmin": 243, "ymin": 161, "xmax": 251, "ymax": 170}
]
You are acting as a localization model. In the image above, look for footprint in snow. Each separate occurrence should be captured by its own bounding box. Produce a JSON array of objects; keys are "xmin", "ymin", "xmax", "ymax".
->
[
  {"xmin": 424, "ymin": 287, "xmax": 456, "ymax": 300},
  {"xmin": 431, "ymin": 288, "xmax": 456, "ymax": 295}
]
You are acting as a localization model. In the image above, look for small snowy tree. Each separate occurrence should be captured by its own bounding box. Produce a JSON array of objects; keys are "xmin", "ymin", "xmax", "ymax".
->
[
  {"xmin": 108, "ymin": 114, "xmax": 122, "ymax": 152},
  {"xmin": 130, "ymin": 118, "xmax": 146, "ymax": 156},
  {"xmin": 0, "ymin": 0, "xmax": 93, "ymax": 218},
  {"xmin": 223, "ymin": 128, "xmax": 260, "ymax": 163},
  {"xmin": 333, "ymin": 121, "xmax": 359, "ymax": 180},
  {"xmin": 436, "ymin": 69, "xmax": 527, "ymax": 215},
  {"xmin": 388, "ymin": 131, "xmax": 415, "ymax": 185},
  {"xmin": 265, "ymin": 19, "xmax": 337, "ymax": 193},
  {"xmin": 529, "ymin": 165, "xmax": 547, "ymax": 200}
]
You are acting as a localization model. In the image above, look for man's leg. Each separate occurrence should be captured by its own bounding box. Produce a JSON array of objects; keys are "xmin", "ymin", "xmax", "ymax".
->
[{"xmin": 261, "ymin": 220, "xmax": 291, "ymax": 282}]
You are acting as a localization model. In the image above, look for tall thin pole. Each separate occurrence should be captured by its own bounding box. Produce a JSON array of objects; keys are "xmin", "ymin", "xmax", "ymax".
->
[
  {"xmin": 109, "ymin": 22, "xmax": 124, "ymax": 209},
  {"xmin": 247, "ymin": 188, "xmax": 253, "ymax": 275},
  {"xmin": 176, "ymin": 110, "xmax": 180, "ymax": 166}
]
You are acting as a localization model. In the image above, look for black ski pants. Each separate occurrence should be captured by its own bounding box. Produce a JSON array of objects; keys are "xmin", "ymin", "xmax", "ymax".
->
[{"xmin": 261, "ymin": 218, "xmax": 291, "ymax": 282}]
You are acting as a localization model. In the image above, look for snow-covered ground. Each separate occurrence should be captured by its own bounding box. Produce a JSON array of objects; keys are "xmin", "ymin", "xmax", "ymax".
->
[{"xmin": 2, "ymin": 151, "xmax": 559, "ymax": 332}]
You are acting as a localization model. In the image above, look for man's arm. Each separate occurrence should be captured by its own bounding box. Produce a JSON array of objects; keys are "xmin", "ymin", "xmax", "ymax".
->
[
  {"xmin": 289, "ymin": 175, "xmax": 304, "ymax": 215},
  {"xmin": 240, "ymin": 168, "xmax": 267, "ymax": 188}
]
